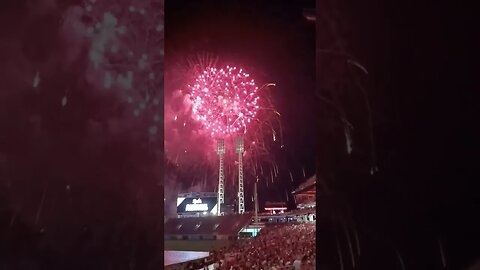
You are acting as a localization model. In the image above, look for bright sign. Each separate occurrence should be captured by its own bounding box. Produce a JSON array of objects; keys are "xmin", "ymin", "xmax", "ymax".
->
[
  {"xmin": 192, "ymin": 198, "xmax": 202, "ymax": 204},
  {"xmin": 177, "ymin": 196, "xmax": 217, "ymax": 214},
  {"xmin": 185, "ymin": 203, "xmax": 209, "ymax": 211}
]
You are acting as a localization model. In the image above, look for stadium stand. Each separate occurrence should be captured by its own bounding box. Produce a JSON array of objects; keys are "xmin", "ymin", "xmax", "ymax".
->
[{"xmin": 165, "ymin": 214, "xmax": 253, "ymax": 240}]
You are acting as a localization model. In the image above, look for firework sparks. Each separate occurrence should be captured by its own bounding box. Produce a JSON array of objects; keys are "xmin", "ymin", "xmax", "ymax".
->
[
  {"xmin": 33, "ymin": 71, "xmax": 40, "ymax": 88},
  {"xmin": 61, "ymin": 96, "xmax": 68, "ymax": 107},
  {"xmin": 188, "ymin": 66, "xmax": 259, "ymax": 137},
  {"xmin": 79, "ymin": 0, "xmax": 164, "ymax": 136},
  {"xmin": 165, "ymin": 55, "xmax": 284, "ymax": 196}
]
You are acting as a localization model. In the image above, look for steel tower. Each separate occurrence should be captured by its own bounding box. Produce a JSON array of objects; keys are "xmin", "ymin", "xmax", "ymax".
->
[
  {"xmin": 236, "ymin": 136, "xmax": 245, "ymax": 214},
  {"xmin": 216, "ymin": 138, "xmax": 225, "ymax": 216}
]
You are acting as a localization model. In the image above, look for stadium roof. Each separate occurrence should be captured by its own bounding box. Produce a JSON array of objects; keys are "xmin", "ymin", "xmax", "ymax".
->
[
  {"xmin": 292, "ymin": 174, "xmax": 316, "ymax": 195},
  {"xmin": 264, "ymin": 201, "xmax": 288, "ymax": 208}
]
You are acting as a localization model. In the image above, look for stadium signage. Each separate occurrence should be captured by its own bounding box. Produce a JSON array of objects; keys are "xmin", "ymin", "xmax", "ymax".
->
[
  {"xmin": 192, "ymin": 198, "xmax": 202, "ymax": 204},
  {"xmin": 177, "ymin": 195, "xmax": 217, "ymax": 215},
  {"xmin": 185, "ymin": 203, "xmax": 209, "ymax": 211}
]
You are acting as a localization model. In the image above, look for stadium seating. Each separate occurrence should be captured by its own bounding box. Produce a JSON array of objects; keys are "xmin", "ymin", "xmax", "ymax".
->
[{"xmin": 164, "ymin": 214, "xmax": 253, "ymax": 238}]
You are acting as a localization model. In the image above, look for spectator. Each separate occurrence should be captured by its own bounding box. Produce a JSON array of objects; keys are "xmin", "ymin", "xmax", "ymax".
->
[{"xmin": 209, "ymin": 223, "xmax": 316, "ymax": 269}]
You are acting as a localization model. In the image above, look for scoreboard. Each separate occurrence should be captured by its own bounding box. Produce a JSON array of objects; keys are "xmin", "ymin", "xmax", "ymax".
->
[{"xmin": 176, "ymin": 192, "xmax": 218, "ymax": 216}]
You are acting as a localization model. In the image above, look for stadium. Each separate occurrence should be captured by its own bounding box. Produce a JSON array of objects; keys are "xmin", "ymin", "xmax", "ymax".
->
[
  {"xmin": 164, "ymin": 175, "xmax": 316, "ymax": 269},
  {"xmin": 164, "ymin": 1, "xmax": 316, "ymax": 268}
]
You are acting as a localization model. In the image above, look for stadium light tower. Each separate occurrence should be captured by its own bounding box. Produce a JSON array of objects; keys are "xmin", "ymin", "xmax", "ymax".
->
[
  {"xmin": 236, "ymin": 136, "xmax": 245, "ymax": 214},
  {"xmin": 254, "ymin": 181, "xmax": 259, "ymax": 223},
  {"xmin": 217, "ymin": 138, "xmax": 225, "ymax": 216}
]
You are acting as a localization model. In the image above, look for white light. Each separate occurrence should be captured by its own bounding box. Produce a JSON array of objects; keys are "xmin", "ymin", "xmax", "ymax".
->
[
  {"xmin": 61, "ymin": 96, "xmax": 68, "ymax": 107},
  {"xmin": 211, "ymin": 204, "xmax": 218, "ymax": 214},
  {"xmin": 33, "ymin": 72, "xmax": 40, "ymax": 88},
  {"xmin": 177, "ymin": 197, "xmax": 185, "ymax": 206},
  {"xmin": 185, "ymin": 204, "xmax": 209, "ymax": 211}
]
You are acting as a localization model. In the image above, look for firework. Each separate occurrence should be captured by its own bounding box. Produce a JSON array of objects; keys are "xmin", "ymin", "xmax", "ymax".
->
[
  {"xmin": 188, "ymin": 66, "xmax": 259, "ymax": 137},
  {"xmin": 165, "ymin": 56, "xmax": 284, "ymax": 197},
  {"xmin": 80, "ymin": 0, "xmax": 164, "ymax": 137}
]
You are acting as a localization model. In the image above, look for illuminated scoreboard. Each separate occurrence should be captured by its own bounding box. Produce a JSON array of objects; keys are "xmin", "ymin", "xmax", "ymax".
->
[{"xmin": 176, "ymin": 192, "xmax": 218, "ymax": 216}]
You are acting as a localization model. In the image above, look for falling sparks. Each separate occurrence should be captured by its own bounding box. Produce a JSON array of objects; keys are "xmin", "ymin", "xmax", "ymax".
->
[
  {"xmin": 438, "ymin": 238, "xmax": 447, "ymax": 268},
  {"xmin": 347, "ymin": 59, "xmax": 369, "ymax": 75},
  {"xmin": 188, "ymin": 66, "xmax": 260, "ymax": 137},
  {"xmin": 33, "ymin": 72, "xmax": 40, "ymax": 88},
  {"xmin": 61, "ymin": 96, "xmax": 68, "ymax": 107},
  {"xmin": 344, "ymin": 126, "xmax": 352, "ymax": 154}
]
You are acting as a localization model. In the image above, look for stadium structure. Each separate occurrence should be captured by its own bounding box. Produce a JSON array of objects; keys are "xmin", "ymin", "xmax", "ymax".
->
[
  {"xmin": 164, "ymin": 175, "xmax": 316, "ymax": 268},
  {"xmin": 251, "ymin": 174, "xmax": 316, "ymax": 223},
  {"xmin": 166, "ymin": 174, "xmax": 316, "ymax": 240},
  {"xmin": 291, "ymin": 174, "xmax": 316, "ymax": 222},
  {"xmin": 164, "ymin": 214, "xmax": 254, "ymax": 241},
  {"xmin": 165, "ymin": 6, "xmax": 316, "ymax": 269}
]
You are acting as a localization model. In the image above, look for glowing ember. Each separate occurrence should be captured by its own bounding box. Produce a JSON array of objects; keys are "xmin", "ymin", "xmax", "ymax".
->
[{"xmin": 188, "ymin": 66, "xmax": 259, "ymax": 137}]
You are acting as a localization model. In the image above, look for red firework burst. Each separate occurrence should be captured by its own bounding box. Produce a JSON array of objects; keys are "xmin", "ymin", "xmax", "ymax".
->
[{"xmin": 188, "ymin": 66, "xmax": 260, "ymax": 137}]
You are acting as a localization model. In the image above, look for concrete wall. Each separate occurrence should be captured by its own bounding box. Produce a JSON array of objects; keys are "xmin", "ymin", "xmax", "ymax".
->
[{"xmin": 164, "ymin": 239, "xmax": 235, "ymax": 251}]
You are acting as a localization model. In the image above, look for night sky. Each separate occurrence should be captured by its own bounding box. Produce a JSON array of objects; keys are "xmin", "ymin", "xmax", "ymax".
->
[{"xmin": 164, "ymin": 0, "xmax": 316, "ymax": 213}]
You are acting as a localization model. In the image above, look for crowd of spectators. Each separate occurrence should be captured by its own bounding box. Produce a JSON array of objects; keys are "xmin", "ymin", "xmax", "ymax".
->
[{"xmin": 185, "ymin": 223, "xmax": 316, "ymax": 270}]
